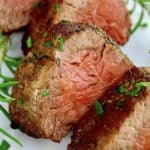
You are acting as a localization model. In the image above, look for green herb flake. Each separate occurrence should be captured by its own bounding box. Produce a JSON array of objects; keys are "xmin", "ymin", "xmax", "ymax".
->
[
  {"xmin": 127, "ymin": 86, "xmax": 141, "ymax": 97},
  {"xmin": 127, "ymin": 81, "xmax": 150, "ymax": 97},
  {"xmin": 55, "ymin": 3, "xmax": 61, "ymax": 13},
  {"xmin": 42, "ymin": 90, "xmax": 50, "ymax": 97},
  {"xmin": 44, "ymin": 41, "xmax": 52, "ymax": 48},
  {"xmin": 26, "ymin": 36, "xmax": 32, "ymax": 48},
  {"xmin": 42, "ymin": 32, "xmax": 48, "ymax": 38},
  {"xmin": 119, "ymin": 85, "xmax": 126, "ymax": 94},
  {"xmin": 94, "ymin": 100, "xmax": 104, "ymax": 116},
  {"xmin": 136, "ymin": 81, "xmax": 150, "ymax": 87},
  {"xmin": 120, "ymin": 81, "xmax": 150, "ymax": 97},
  {"xmin": 59, "ymin": 37, "xmax": 64, "ymax": 51},
  {"xmin": 0, "ymin": 140, "xmax": 10, "ymax": 150},
  {"xmin": 18, "ymin": 98, "xmax": 24, "ymax": 105}
]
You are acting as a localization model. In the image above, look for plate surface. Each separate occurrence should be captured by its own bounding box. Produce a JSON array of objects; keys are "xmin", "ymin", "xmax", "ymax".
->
[{"xmin": 0, "ymin": 1, "xmax": 150, "ymax": 150}]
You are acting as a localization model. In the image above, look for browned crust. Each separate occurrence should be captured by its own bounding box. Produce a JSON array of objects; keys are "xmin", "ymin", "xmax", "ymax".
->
[
  {"xmin": 68, "ymin": 67, "xmax": 150, "ymax": 150},
  {"xmin": 9, "ymin": 56, "xmax": 51, "ymax": 138},
  {"xmin": 23, "ymin": 20, "xmax": 117, "ymax": 56}
]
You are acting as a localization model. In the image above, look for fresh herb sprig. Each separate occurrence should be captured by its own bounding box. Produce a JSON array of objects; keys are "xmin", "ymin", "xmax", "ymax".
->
[
  {"xmin": 0, "ymin": 31, "xmax": 23, "ymax": 148},
  {"xmin": 0, "ymin": 128, "xmax": 23, "ymax": 147},
  {"xmin": 131, "ymin": 7, "xmax": 145, "ymax": 34},
  {"xmin": 127, "ymin": 0, "xmax": 150, "ymax": 14},
  {"xmin": 137, "ymin": 0, "xmax": 150, "ymax": 14},
  {"xmin": 0, "ymin": 104, "xmax": 11, "ymax": 120},
  {"xmin": 126, "ymin": 0, "xmax": 150, "ymax": 34}
]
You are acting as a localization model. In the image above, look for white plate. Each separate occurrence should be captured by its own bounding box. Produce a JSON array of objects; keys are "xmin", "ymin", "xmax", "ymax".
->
[{"xmin": 0, "ymin": 1, "xmax": 150, "ymax": 150}]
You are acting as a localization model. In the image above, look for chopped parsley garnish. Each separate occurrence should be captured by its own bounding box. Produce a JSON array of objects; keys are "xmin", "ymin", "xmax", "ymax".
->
[
  {"xmin": 26, "ymin": 36, "xmax": 32, "ymax": 48},
  {"xmin": 119, "ymin": 81, "xmax": 150, "ymax": 97},
  {"xmin": 0, "ymin": 140, "xmax": 10, "ymax": 150},
  {"xmin": 18, "ymin": 98, "xmax": 24, "ymax": 105},
  {"xmin": 44, "ymin": 41, "xmax": 52, "ymax": 48},
  {"xmin": 119, "ymin": 85, "xmax": 126, "ymax": 94},
  {"xmin": 55, "ymin": 3, "xmax": 61, "ymax": 13},
  {"xmin": 94, "ymin": 100, "xmax": 104, "ymax": 116},
  {"xmin": 128, "ymin": 81, "xmax": 150, "ymax": 97},
  {"xmin": 127, "ymin": 87, "xmax": 141, "ymax": 97},
  {"xmin": 42, "ymin": 90, "xmax": 50, "ymax": 97},
  {"xmin": 43, "ymin": 32, "xmax": 48, "ymax": 38},
  {"xmin": 136, "ymin": 82, "xmax": 150, "ymax": 87},
  {"xmin": 58, "ymin": 37, "xmax": 64, "ymax": 51}
]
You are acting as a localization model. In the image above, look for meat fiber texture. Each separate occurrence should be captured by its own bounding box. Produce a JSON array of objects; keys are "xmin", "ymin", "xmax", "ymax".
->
[
  {"xmin": 9, "ymin": 22, "xmax": 133, "ymax": 142},
  {"xmin": 25, "ymin": 0, "xmax": 131, "ymax": 47},
  {"xmin": 68, "ymin": 67, "xmax": 150, "ymax": 150},
  {"xmin": 0, "ymin": 0, "xmax": 38, "ymax": 32}
]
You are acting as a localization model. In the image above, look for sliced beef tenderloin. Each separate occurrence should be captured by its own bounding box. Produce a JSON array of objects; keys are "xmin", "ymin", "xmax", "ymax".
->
[
  {"xmin": 26, "ymin": 0, "xmax": 131, "ymax": 48},
  {"xmin": 9, "ymin": 22, "xmax": 133, "ymax": 142},
  {"xmin": 53, "ymin": 0, "xmax": 131, "ymax": 44},
  {"xmin": 68, "ymin": 67, "xmax": 150, "ymax": 150},
  {"xmin": 0, "ymin": 0, "xmax": 39, "ymax": 32}
]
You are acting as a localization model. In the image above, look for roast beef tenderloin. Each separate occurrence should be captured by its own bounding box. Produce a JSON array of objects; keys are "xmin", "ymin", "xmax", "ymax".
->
[{"xmin": 9, "ymin": 22, "xmax": 133, "ymax": 142}]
